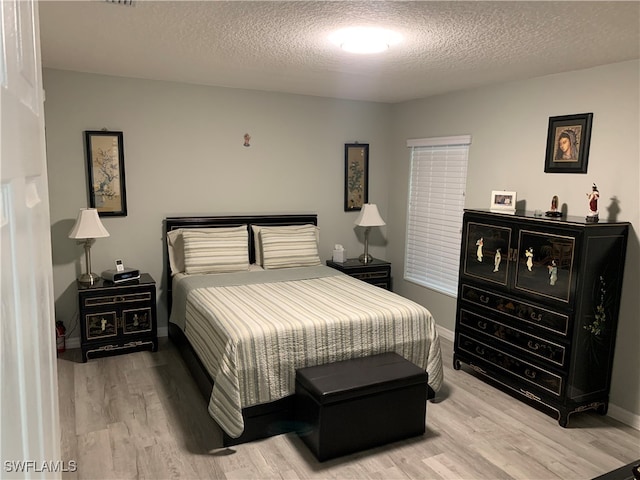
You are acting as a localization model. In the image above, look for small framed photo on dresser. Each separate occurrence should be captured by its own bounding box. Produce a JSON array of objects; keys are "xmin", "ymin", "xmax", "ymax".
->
[{"xmin": 490, "ymin": 190, "xmax": 516, "ymax": 213}]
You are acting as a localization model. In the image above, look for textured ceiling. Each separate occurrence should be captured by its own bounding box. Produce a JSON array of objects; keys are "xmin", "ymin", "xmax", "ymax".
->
[{"xmin": 38, "ymin": 1, "xmax": 640, "ymax": 103}]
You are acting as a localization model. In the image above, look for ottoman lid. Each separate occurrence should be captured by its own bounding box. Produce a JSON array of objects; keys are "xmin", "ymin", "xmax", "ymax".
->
[{"xmin": 295, "ymin": 352, "xmax": 428, "ymax": 405}]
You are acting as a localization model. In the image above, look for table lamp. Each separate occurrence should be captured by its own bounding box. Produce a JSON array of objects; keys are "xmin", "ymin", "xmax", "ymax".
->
[
  {"xmin": 69, "ymin": 208, "xmax": 110, "ymax": 285},
  {"xmin": 354, "ymin": 203, "xmax": 385, "ymax": 264}
]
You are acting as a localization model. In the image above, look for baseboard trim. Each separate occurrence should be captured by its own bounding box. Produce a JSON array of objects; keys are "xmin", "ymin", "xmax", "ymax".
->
[
  {"xmin": 438, "ymin": 324, "xmax": 638, "ymax": 430},
  {"xmin": 608, "ymin": 403, "xmax": 640, "ymax": 431},
  {"xmin": 437, "ymin": 325, "xmax": 454, "ymax": 342}
]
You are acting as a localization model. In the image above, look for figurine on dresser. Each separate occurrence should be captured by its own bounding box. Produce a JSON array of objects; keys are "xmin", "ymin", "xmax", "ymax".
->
[
  {"xmin": 587, "ymin": 183, "xmax": 599, "ymax": 221},
  {"xmin": 545, "ymin": 195, "xmax": 562, "ymax": 217}
]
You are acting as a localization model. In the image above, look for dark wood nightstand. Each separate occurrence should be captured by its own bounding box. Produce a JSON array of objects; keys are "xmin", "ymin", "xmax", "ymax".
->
[
  {"xmin": 326, "ymin": 258, "xmax": 392, "ymax": 290},
  {"xmin": 77, "ymin": 273, "xmax": 158, "ymax": 362}
]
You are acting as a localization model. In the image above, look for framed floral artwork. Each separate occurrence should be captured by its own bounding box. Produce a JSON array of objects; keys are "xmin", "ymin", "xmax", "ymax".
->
[
  {"xmin": 344, "ymin": 143, "xmax": 369, "ymax": 211},
  {"xmin": 84, "ymin": 130, "xmax": 127, "ymax": 216}
]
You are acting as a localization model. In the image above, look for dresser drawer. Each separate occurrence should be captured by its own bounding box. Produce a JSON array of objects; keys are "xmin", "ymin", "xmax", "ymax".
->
[
  {"xmin": 350, "ymin": 268, "xmax": 390, "ymax": 281},
  {"xmin": 82, "ymin": 291, "xmax": 152, "ymax": 307},
  {"xmin": 460, "ymin": 284, "xmax": 569, "ymax": 336},
  {"xmin": 326, "ymin": 259, "xmax": 391, "ymax": 291},
  {"xmin": 458, "ymin": 309, "xmax": 566, "ymax": 367},
  {"xmin": 457, "ymin": 333, "xmax": 563, "ymax": 397}
]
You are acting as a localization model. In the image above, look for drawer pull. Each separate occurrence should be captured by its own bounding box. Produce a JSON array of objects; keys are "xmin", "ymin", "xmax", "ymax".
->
[
  {"xmin": 470, "ymin": 364, "xmax": 487, "ymax": 375},
  {"xmin": 479, "ymin": 295, "xmax": 490, "ymax": 304},
  {"xmin": 527, "ymin": 340, "xmax": 540, "ymax": 350},
  {"xmin": 475, "ymin": 346, "xmax": 485, "ymax": 355},
  {"xmin": 477, "ymin": 320, "xmax": 487, "ymax": 330},
  {"xmin": 520, "ymin": 389, "xmax": 541, "ymax": 401},
  {"xmin": 525, "ymin": 368, "xmax": 537, "ymax": 379},
  {"xmin": 530, "ymin": 312, "xmax": 542, "ymax": 321}
]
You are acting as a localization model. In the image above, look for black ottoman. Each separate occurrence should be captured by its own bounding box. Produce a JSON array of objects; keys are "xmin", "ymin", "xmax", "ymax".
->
[{"xmin": 294, "ymin": 352, "xmax": 428, "ymax": 461}]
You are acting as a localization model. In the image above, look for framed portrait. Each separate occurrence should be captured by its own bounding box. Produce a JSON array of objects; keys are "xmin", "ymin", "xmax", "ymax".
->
[
  {"xmin": 544, "ymin": 113, "xmax": 593, "ymax": 174},
  {"xmin": 344, "ymin": 143, "xmax": 369, "ymax": 211},
  {"xmin": 490, "ymin": 190, "xmax": 516, "ymax": 212},
  {"xmin": 84, "ymin": 130, "xmax": 127, "ymax": 216}
]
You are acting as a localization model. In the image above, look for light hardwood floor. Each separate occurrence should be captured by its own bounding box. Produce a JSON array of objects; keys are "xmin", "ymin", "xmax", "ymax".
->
[{"xmin": 57, "ymin": 337, "xmax": 639, "ymax": 480}]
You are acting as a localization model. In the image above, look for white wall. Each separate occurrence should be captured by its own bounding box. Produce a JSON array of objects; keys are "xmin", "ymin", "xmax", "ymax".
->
[
  {"xmin": 43, "ymin": 69, "xmax": 392, "ymax": 341},
  {"xmin": 387, "ymin": 60, "xmax": 640, "ymax": 423}
]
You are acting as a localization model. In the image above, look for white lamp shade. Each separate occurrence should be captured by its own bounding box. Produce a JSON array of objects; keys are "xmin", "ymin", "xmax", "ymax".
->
[
  {"xmin": 68, "ymin": 208, "xmax": 110, "ymax": 239},
  {"xmin": 354, "ymin": 204, "xmax": 386, "ymax": 227}
]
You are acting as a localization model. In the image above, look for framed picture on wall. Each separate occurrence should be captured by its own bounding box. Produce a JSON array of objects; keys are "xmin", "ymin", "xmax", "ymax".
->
[
  {"xmin": 344, "ymin": 143, "xmax": 369, "ymax": 211},
  {"xmin": 84, "ymin": 130, "xmax": 127, "ymax": 216},
  {"xmin": 544, "ymin": 113, "xmax": 593, "ymax": 174}
]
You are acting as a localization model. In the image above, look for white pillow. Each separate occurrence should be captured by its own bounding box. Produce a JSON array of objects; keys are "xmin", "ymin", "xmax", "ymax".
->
[
  {"xmin": 180, "ymin": 226, "xmax": 250, "ymax": 274},
  {"xmin": 260, "ymin": 228, "xmax": 322, "ymax": 269},
  {"xmin": 252, "ymin": 224, "xmax": 319, "ymax": 266},
  {"xmin": 167, "ymin": 228, "xmax": 187, "ymax": 274}
]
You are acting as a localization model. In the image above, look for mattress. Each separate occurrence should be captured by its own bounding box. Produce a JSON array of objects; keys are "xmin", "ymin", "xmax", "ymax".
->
[{"xmin": 169, "ymin": 265, "xmax": 443, "ymax": 438}]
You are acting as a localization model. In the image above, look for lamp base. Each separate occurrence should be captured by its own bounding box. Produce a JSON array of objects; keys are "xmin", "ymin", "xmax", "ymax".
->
[
  {"xmin": 358, "ymin": 253, "xmax": 373, "ymax": 264},
  {"xmin": 78, "ymin": 272, "xmax": 100, "ymax": 286}
]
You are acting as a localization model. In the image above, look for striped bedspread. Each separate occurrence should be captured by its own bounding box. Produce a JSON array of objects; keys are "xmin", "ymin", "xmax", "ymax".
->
[{"xmin": 170, "ymin": 266, "xmax": 443, "ymax": 438}]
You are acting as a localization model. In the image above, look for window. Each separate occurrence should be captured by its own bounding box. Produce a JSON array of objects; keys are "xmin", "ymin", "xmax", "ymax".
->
[{"xmin": 404, "ymin": 135, "xmax": 471, "ymax": 297}]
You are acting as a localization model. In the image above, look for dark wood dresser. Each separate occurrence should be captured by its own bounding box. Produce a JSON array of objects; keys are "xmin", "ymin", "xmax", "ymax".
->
[
  {"xmin": 453, "ymin": 209, "xmax": 629, "ymax": 426},
  {"xmin": 77, "ymin": 273, "xmax": 158, "ymax": 362}
]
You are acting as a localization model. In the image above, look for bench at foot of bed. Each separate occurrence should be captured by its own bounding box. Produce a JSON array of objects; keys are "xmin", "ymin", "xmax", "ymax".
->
[{"xmin": 294, "ymin": 352, "xmax": 429, "ymax": 462}]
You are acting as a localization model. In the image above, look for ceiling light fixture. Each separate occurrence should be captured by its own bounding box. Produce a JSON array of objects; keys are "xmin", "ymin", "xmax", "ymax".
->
[{"xmin": 330, "ymin": 27, "xmax": 402, "ymax": 54}]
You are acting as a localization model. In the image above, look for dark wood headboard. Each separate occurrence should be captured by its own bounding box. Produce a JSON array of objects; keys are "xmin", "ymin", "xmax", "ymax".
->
[{"xmin": 163, "ymin": 214, "xmax": 318, "ymax": 314}]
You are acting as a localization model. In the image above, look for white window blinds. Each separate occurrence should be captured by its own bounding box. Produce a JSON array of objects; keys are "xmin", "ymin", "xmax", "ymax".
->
[{"xmin": 404, "ymin": 135, "xmax": 470, "ymax": 297}]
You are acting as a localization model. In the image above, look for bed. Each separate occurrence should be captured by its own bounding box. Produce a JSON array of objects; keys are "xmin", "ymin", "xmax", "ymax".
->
[{"xmin": 165, "ymin": 214, "xmax": 443, "ymax": 447}]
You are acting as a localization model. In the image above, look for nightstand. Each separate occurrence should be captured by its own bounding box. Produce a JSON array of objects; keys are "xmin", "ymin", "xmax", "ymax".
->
[
  {"xmin": 326, "ymin": 258, "xmax": 392, "ymax": 290},
  {"xmin": 77, "ymin": 273, "xmax": 158, "ymax": 362}
]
